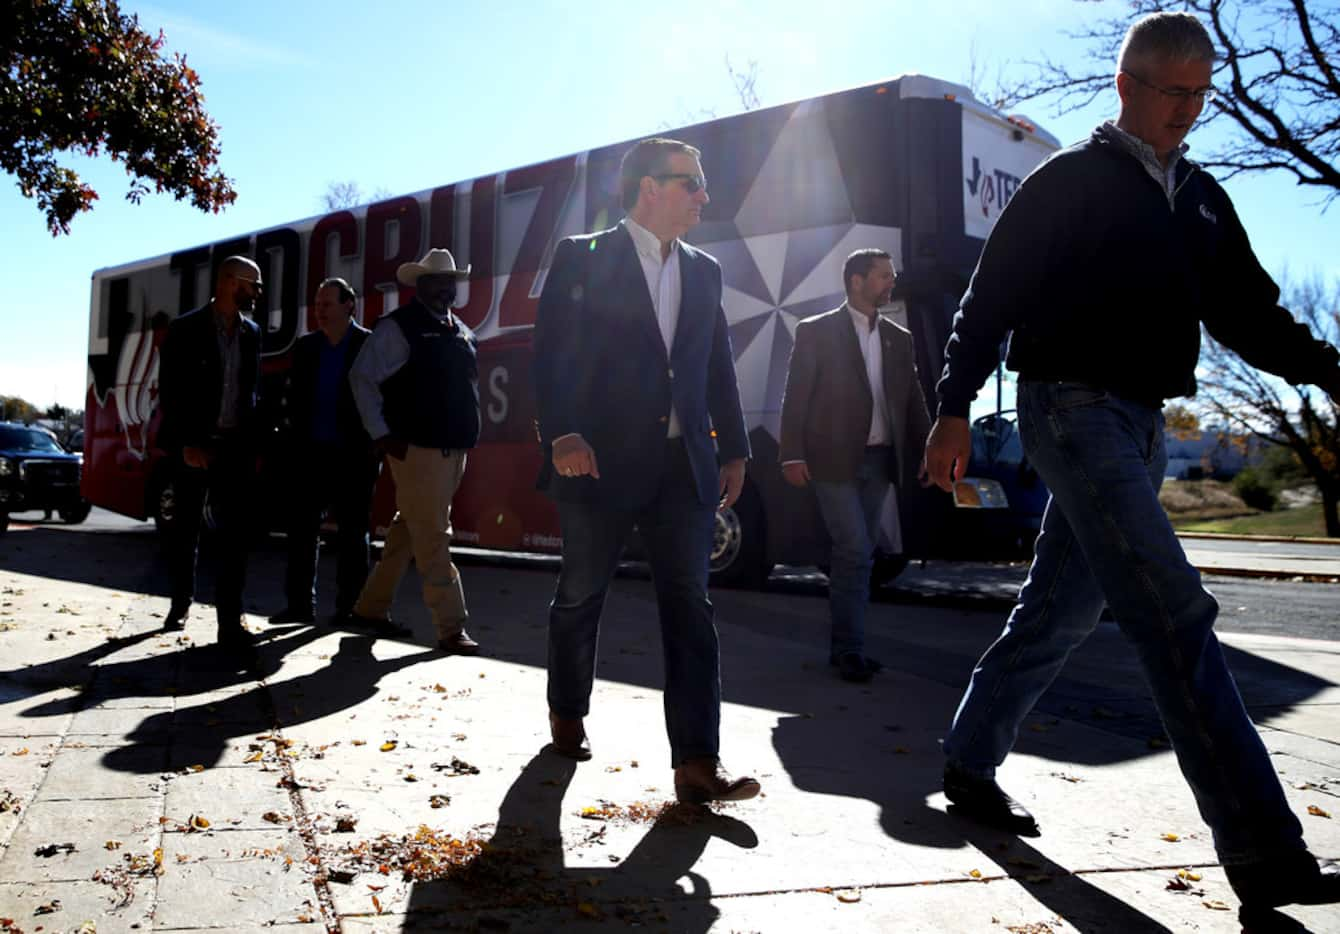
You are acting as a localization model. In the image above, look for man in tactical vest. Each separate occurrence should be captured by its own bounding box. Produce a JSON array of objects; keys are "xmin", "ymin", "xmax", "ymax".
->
[{"xmin": 346, "ymin": 249, "xmax": 481, "ymax": 655}]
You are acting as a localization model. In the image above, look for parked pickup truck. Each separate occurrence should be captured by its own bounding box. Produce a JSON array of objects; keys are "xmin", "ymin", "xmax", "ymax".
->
[{"xmin": 0, "ymin": 422, "xmax": 91, "ymax": 534}]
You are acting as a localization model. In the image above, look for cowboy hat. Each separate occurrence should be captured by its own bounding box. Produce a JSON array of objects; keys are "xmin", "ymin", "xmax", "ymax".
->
[{"xmin": 396, "ymin": 248, "xmax": 471, "ymax": 286}]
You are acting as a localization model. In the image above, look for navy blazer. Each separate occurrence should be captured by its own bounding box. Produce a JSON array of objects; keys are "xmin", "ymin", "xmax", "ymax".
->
[
  {"xmin": 533, "ymin": 222, "xmax": 749, "ymax": 509},
  {"xmin": 157, "ymin": 303, "xmax": 262, "ymax": 453},
  {"xmin": 284, "ymin": 324, "xmax": 372, "ymax": 448}
]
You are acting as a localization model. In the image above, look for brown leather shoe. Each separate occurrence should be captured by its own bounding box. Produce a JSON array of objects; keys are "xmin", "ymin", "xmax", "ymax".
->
[
  {"xmin": 673, "ymin": 758, "xmax": 761, "ymax": 805},
  {"xmin": 548, "ymin": 711, "xmax": 591, "ymax": 761},
  {"xmin": 436, "ymin": 630, "xmax": 480, "ymax": 655}
]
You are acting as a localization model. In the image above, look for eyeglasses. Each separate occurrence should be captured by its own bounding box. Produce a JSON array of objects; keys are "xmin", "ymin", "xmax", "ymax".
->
[
  {"xmin": 228, "ymin": 273, "xmax": 263, "ymax": 292},
  {"xmin": 1121, "ymin": 70, "xmax": 1217, "ymax": 104},
  {"xmin": 653, "ymin": 173, "xmax": 707, "ymax": 194}
]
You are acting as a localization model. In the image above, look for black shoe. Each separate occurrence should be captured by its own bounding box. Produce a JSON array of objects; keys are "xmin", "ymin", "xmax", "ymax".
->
[
  {"xmin": 267, "ymin": 607, "xmax": 315, "ymax": 626},
  {"xmin": 1226, "ymin": 850, "xmax": 1340, "ymax": 908},
  {"xmin": 216, "ymin": 626, "xmax": 256, "ymax": 655},
  {"xmin": 829, "ymin": 653, "xmax": 883, "ymax": 675},
  {"xmin": 437, "ymin": 630, "xmax": 480, "ymax": 656},
  {"xmin": 836, "ymin": 652, "xmax": 873, "ymax": 683},
  {"xmin": 163, "ymin": 604, "xmax": 189, "ymax": 631},
  {"xmin": 344, "ymin": 612, "xmax": 411, "ymax": 639},
  {"xmin": 943, "ymin": 763, "xmax": 1039, "ymax": 835}
]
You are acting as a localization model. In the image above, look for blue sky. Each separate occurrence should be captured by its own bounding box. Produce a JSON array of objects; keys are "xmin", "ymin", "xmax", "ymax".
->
[{"xmin": 2, "ymin": 0, "xmax": 1336, "ymax": 409}]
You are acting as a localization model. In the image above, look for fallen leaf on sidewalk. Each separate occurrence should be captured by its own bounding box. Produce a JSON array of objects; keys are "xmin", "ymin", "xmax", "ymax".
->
[
  {"xmin": 1161, "ymin": 833, "xmax": 1180, "ymax": 842},
  {"xmin": 968, "ymin": 868, "xmax": 982, "ymax": 879},
  {"xmin": 11, "ymin": 748, "xmax": 28, "ymax": 757},
  {"xmin": 352, "ymin": 739, "xmax": 366, "ymax": 746},
  {"xmin": 34, "ymin": 842, "xmax": 76, "ymax": 857},
  {"xmin": 243, "ymin": 751, "xmax": 263, "ymax": 763},
  {"xmin": 335, "ymin": 815, "xmax": 358, "ymax": 832},
  {"xmin": 835, "ymin": 889, "xmax": 862, "ymax": 903},
  {"xmin": 104, "ymin": 840, "xmax": 121, "ymax": 850},
  {"xmin": 1307, "ymin": 804, "xmax": 1331, "ymax": 818},
  {"xmin": 429, "ymin": 796, "xmax": 450, "ymax": 809},
  {"xmin": 262, "ymin": 812, "xmax": 289, "ymax": 824},
  {"xmin": 1202, "ymin": 899, "xmax": 1230, "ymax": 911},
  {"xmin": 379, "ymin": 741, "xmax": 397, "ymax": 752},
  {"xmin": 1050, "ymin": 772, "xmax": 1083, "ymax": 783},
  {"xmin": 33, "ymin": 899, "xmax": 60, "ymax": 914},
  {"xmin": 1177, "ymin": 869, "xmax": 1202, "ymax": 882},
  {"xmin": 576, "ymin": 902, "xmax": 601, "ymax": 919},
  {"xmin": 188, "ymin": 814, "xmax": 210, "ymax": 830}
]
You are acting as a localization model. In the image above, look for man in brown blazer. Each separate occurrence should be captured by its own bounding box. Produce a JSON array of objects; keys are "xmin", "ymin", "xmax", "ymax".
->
[{"xmin": 778, "ymin": 248, "xmax": 931, "ymax": 682}]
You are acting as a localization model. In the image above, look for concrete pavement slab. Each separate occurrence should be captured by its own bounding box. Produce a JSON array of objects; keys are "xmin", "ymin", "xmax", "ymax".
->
[
  {"xmin": 36, "ymin": 743, "xmax": 166, "ymax": 800},
  {"xmin": 0, "ymin": 796, "xmax": 160, "ymax": 883},
  {"xmin": 162, "ymin": 764, "xmax": 295, "ymax": 831},
  {"xmin": 155, "ymin": 827, "xmax": 319, "ymax": 928},
  {"xmin": 0, "ymin": 879, "xmax": 154, "ymax": 932}
]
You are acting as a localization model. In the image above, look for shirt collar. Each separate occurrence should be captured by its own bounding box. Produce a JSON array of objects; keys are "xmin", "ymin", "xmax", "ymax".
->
[
  {"xmin": 1100, "ymin": 120, "xmax": 1188, "ymax": 177},
  {"xmin": 624, "ymin": 217, "xmax": 677, "ymax": 262},
  {"xmin": 845, "ymin": 301, "xmax": 879, "ymax": 334}
]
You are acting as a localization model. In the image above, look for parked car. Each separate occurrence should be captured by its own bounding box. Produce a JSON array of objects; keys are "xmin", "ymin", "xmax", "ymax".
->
[{"xmin": 0, "ymin": 422, "xmax": 91, "ymax": 534}]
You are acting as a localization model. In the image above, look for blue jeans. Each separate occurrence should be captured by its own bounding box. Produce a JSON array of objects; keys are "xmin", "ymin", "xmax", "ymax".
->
[
  {"xmin": 944, "ymin": 381, "xmax": 1304, "ymax": 863},
  {"xmin": 813, "ymin": 446, "xmax": 891, "ymax": 658},
  {"xmin": 547, "ymin": 442, "xmax": 721, "ymax": 767}
]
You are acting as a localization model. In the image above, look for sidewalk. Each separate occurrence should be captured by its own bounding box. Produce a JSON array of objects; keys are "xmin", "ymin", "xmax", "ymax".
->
[{"xmin": 0, "ymin": 524, "xmax": 1337, "ymax": 932}]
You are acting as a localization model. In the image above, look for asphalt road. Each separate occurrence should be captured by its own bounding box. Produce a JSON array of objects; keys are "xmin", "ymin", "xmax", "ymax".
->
[{"xmin": 7, "ymin": 508, "xmax": 1337, "ymax": 642}]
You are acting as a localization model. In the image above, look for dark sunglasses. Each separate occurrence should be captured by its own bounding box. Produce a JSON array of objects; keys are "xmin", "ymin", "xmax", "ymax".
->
[{"xmin": 653, "ymin": 173, "xmax": 707, "ymax": 194}]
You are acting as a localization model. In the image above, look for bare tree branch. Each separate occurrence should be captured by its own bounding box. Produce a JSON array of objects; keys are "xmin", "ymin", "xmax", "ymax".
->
[{"xmin": 996, "ymin": 0, "xmax": 1340, "ymax": 202}]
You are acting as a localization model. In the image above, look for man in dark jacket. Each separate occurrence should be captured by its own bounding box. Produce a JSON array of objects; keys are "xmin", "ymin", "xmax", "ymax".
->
[
  {"xmin": 533, "ymin": 137, "xmax": 759, "ymax": 806},
  {"xmin": 925, "ymin": 12, "xmax": 1340, "ymax": 913},
  {"xmin": 157, "ymin": 255, "xmax": 264, "ymax": 652},
  {"xmin": 346, "ymin": 249, "xmax": 481, "ymax": 654},
  {"xmin": 269, "ymin": 278, "xmax": 378, "ymax": 626},
  {"xmin": 778, "ymin": 249, "xmax": 931, "ymax": 683}
]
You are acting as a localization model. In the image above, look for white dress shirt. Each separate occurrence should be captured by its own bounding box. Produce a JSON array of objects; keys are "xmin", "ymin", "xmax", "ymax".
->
[
  {"xmin": 847, "ymin": 303, "xmax": 891, "ymax": 446},
  {"xmin": 624, "ymin": 217, "xmax": 683, "ymax": 438}
]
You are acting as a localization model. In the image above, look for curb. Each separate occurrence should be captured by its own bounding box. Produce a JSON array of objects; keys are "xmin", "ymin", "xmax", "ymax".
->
[{"xmin": 1177, "ymin": 531, "xmax": 1340, "ymax": 546}]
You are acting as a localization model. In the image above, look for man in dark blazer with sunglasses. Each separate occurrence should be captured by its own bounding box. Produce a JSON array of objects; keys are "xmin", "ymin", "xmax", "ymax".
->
[
  {"xmin": 157, "ymin": 255, "xmax": 264, "ymax": 652},
  {"xmin": 533, "ymin": 137, "xmax": 759, "ymax": 806}
]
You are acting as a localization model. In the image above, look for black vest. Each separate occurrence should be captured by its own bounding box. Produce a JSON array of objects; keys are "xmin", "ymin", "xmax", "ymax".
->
[{"xmin": 380, "ymin": 300, "xmax": 480, "ymax": 450}]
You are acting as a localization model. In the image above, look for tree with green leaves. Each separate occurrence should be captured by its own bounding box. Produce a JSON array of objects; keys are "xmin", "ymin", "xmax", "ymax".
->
[{"xmin": 1, "ymin": 0, "xmax": 236, "ymax": 235}]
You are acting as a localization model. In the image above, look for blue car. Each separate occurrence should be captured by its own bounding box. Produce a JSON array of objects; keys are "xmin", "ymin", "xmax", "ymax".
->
[{"xmin": 0, "ymin": 422, "xmax": 91, "ymax": 534}]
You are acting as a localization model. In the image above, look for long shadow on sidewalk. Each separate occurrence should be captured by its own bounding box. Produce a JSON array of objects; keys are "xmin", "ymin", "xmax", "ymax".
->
[{"xmin": 399, "ymin": 750, "xmax": 757, "ymax": 930}]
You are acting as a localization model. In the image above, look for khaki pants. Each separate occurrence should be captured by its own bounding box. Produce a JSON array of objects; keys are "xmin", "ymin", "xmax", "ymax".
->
[{"xmin": 353, "ymin": 445, "xmax": 468, "ymax": 637}]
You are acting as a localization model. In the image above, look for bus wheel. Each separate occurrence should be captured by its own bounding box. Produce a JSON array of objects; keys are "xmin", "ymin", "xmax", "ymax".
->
[
  {"xmin": 150, "ymin": 476, "xmax": 176, "ymax": 535},
  {"xmin": 709, "ymin": 480, "xmax": 770, "ymax": 589},
  {"xmin": 59, "ymin": 501, "xmax": 92, "ymax": 524}
]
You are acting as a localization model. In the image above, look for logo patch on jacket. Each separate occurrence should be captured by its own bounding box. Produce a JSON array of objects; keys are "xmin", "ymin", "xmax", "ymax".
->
[{"xmin": 1198, "ymin": 204, "xmax": 1217, "ymax": 224}]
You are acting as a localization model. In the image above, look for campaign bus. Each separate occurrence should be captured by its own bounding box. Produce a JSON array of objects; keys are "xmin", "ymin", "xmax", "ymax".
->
[{"xmin": 83, "ymin": 74, "xmax": 1058, "ymax": 587}]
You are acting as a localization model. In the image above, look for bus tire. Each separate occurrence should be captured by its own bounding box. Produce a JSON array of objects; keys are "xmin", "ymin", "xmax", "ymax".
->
[
  {"xmin": 149, "ymin": 473, "xmax": 176, "ymax": 536},
  {"xmin": 709, "ymin": 479, "xmax": 770, "ymax": 589},
  {"xmin": 59, "ymin": 501, "xmax": 92, "ymax": 524}
]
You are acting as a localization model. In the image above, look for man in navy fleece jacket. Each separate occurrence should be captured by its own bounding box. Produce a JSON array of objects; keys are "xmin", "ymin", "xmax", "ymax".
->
[{"xmin": 925, "ymin": 11, "xmax": 1340, "ymax": 914}]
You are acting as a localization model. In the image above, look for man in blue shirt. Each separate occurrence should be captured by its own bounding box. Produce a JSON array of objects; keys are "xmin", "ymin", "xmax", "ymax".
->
[{"xmin": 270, "ymin": 278, "xmax": 378, "ymax": 627}]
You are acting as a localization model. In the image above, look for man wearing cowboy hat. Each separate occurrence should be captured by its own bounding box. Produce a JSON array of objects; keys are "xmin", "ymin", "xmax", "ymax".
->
[{"xmin": 346, "ymin": 248, "xmax": 481, "ymax": 654}]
